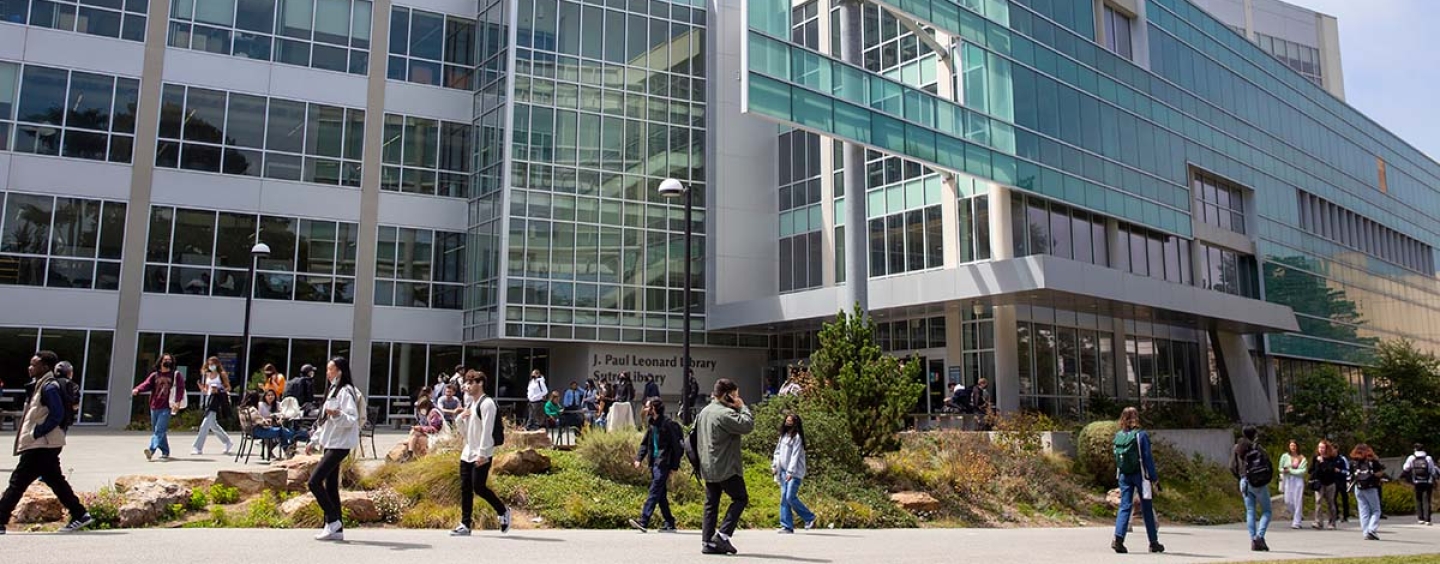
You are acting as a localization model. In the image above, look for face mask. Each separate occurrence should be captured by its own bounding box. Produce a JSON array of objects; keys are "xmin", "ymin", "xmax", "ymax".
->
[
  {"xmin": 163, "ymin": 361, "xmax": 175, "ymax": 369},
  {"xmin": 209, "ymin": 365, "xmax": 217, "ymax": 371}
]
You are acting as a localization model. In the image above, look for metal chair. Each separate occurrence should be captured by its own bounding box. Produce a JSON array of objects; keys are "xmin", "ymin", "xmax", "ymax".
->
[{"xmin": 358, "ymin": 405, "xmax": 380, "ymax": 458}]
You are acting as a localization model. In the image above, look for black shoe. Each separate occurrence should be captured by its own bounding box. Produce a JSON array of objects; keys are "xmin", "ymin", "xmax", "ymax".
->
[
  {"xmin": 701, "ymin": 544, "xmax": 726, "ymax": 555},
  {"xmin": 658, "ymin": 523, "xmax": 677, "ymax": 533},
  {"xmin": 629, "ymin": 519, "xmax": 648, "ymax": 533},
  {"xmin": 1112, "ymin": 537, "xmax": 1127, "ymax": 554},
  {"xmin": 1365, "ymin": 532, "xmax": 1380, "ymax": 541},
  {"xmin": 1149, "ymin": 543, "xmax": 1165, "ymax": 553},
  {"xmin": 58, "ymin": 514, "xmax": 95, "ymax": 534},
  {"xmin": 1250, "ymin": 539, "xmax": 1261, "ymax": 551},
  {"xmin": 713, "ymin": 536, "xmax": 738, "ymax": 555}
]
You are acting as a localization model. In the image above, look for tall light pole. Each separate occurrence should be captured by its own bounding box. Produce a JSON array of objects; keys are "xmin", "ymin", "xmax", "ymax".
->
[
  {"xmin": 658, "ymin": 178, "xmax": 693, "ymax": 420},
  {"xmin": 238, "ymin": 242, "xmax": 270, "ymax": 387}
]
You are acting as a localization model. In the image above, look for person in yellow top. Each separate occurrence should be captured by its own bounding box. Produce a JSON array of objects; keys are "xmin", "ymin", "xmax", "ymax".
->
[
  {"xmin": 1278, "ymin": 439, "xmax": 1310, "ymax": 529},
  {"xmin": 261, "ymin": 363, "xmax": 287, "ymax": 396}
]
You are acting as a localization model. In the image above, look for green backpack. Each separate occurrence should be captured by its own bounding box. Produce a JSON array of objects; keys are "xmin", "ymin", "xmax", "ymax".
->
[{"xmin": 1114, "ymin": 430, "xmax": 1142, "ymax": 476}]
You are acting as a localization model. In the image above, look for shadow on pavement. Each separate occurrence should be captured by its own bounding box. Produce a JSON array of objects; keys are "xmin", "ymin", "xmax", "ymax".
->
[
  {"xmin": 1161, "ymin": 552, "xmax": 1223, "ymax": 559},
  {"xmin": 737, "ymin": 554, "xmax": 831, "ymax": 563},
  {"xmin": 340, "ymin": 540, "xmax": 433, "ymax": 551},
  {"xmin": 495, "ymin": 535, "xmax": 566, "ymax": 543},
  {"xmin": 795, "ymin": 532, "xmax": 859, "ymax": 538}
]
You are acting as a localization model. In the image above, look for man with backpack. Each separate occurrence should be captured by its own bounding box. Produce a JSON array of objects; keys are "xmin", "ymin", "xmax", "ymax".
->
[
  {"xmin": 1111, "ymin": 407, "xmax": 1163, "ymax": 554},
  {"xmin": 1403, "ymin": 443, "xmax": 1436, "ymax": 525},
  {"xmin": 630, "ymin": 397, "xmax": 683, "ymax": 533},
  {"xmin": 451, "ymin": 372, "xmax": 510, "ymax": 536},
  {"xmin": 1231, "ymin": 426, "xmax": 1273, "ymax": 551},
  {"xmin": 0, "ymin": 351, "xmax": 94, "ymax": 534},
  {"xmin": 285, "ymin": 364, "xmax": 318, "ymax": 415}
]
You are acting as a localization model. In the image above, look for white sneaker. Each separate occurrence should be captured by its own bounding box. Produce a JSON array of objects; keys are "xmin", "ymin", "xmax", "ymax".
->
[
  {"xmin": 450, "ymin": 524, "xmax": 472, "ymax": 536},
  {"xmin": 191, "ymin": 450, "xmax": 203, "ymax": 456},
  {"xmin": 315, "ymin": 521, "xmax": 343, "ymax": 541},
  {"xmin": 499, "ymin": 510, "xmax": 511, "ymax": 534},
  {"xmin": 222, "ymin": 444, "xmax": 234, "ymax": 455}
]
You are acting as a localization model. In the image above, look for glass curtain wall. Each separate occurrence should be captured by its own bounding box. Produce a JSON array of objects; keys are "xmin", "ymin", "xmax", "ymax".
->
[{"xmin": 0, "ymin": 326, "xmax": 113, "ymax": 424}]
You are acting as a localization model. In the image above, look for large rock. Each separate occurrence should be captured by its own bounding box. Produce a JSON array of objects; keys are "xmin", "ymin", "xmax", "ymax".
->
[
  {"xmin": 1106, "ymin": 488, "xmax": 1123, "ymax": 509},
  {"xmin": 271, "ymin": 455, "xmax": 321, "ymax": 492},
  {"xmin": 279, "ymin": 492, "xmax": 381, "ymax": 523},
  {"xmin": 114, "ymin": 475, "xmax": 214, "ymax": 491},
  {"xmin": 508, "ymin": 430, "xmax": 552, "ymax": 450},
  {"xmin": 890, "ymin": 491, "xmax": 941, "ymax": 513},
  {"xmin": 216, "ymin": 468, "xmax": 287, "ymax": 495},
  {"xmin": 12, "ymin": 489, "xmax": 62, "ymax": 523},
  {"xmin": 117, "ymin": 481, "xmax": 193, "ymax": 528},
  {"xmin": 494, "ymin": 448, "xmax": 551, "ymax": 476},
  {"xmin": 386, "ymin": 441, "xmax": 410, "ymax": 463}
]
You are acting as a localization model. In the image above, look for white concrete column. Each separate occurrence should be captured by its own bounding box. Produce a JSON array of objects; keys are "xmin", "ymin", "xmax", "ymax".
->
[
  {"xmin": 988, "ymin": 184, "xmax": 1013, "ymax": 260},
  {"xmin": 993, "ymin": 305, "xmax": 1019, "ymax": 414}
]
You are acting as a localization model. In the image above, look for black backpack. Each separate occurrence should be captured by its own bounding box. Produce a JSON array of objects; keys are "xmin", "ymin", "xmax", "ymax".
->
[
  {"xmin": 1353, "ymin": 460, "xmax": 1380, "ymax": 489},
  {"xmin": 1414, "ymin": 457, "xmax": 1434, "ymax": 485},
  {"xmin": 56, "ymin": 376, "xmax": 81, "ymax": 430},
  {"xmin": 487, "ymin": 397, "xmax": 506, "ymax": 446},
  {"xmin": 1244, "ymin": 446, "xmax": 1274, "ymax": 487},
  {"xmin": 683, "ymin": 426, "xmax": 704, "ymax": 484}
]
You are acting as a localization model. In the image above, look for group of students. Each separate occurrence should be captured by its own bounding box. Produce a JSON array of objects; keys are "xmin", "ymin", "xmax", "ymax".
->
[{"xmin": 1111, "ymin": 407, "xmax": 1436, "ymax": 555}]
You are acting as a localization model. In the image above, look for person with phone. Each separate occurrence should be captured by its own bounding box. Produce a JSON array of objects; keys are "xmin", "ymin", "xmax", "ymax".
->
[{"xmin": 696, "ymin": 378, "xmax": 754, "ymax": 555}]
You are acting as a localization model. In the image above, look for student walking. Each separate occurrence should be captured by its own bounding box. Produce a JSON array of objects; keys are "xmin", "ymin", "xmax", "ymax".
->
[
  {"xmin": 308, "ymin": 357, "xmax": 361, "ymax": 541},
  {"xmin": 1350, "ymin": 443, "xmax": 1386, "ymax": 540},
  {"xmin": 0, "ymin": 352, "xmax": 95, "ymax": 534},
  {"xmin": 192, "ymin": 356, "xmax": 235, "ymax": 456},
  {"xmin": 1335, "ymin": 448, "xmax": 1353, "ymax": 523},
  {"xmin": 773, "ymin": 413, "xmax": 816, "ymax": 534},
  {"xmin": 1111, "ymin": 407, "xmax": 1163, "ymax": 554},
  {"xmin": 697, "ymin": 378, "xmax": 754, "ymax": 555},
  {"xmin": 1279, "ymin": 439, "xmax": 1309, "ymax": 529},
  {"xmin": 630, "ymin": 398, "xmax": 682, "ymax": 533},
  {"xmin": 1310, "ymin": 440, "xmax": 1341, "ymax": 529},
  {"xmin": 451, "ymin": 373, "xmax": 510, "ymax": 536},
  {"xmin": 1403, "ymin": 443, "xmax": 1435, "ymax": 525},
  {"xmin": 1231, "ymin": 426, "xmax": 1273, "ymax": 552},
  {"xmin": 132, "ymin": 353, "xmax": 186, "ymax": 461},
  {"xmin": 526, "ymin": 369, "xmax": 549, "ymax": 430}
]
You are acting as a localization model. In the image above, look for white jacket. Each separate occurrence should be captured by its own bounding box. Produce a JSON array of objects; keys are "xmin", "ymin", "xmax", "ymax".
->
[
  {"xmin": 314, "ymin": 385, "xmax": 361, "ymax": 450},
  {"xmin": 527, "ymin": 377, "xmax": 548, "ymax": 402},
  {"xmin": 460, "ymin": 395, "xmax": 499, "ymax": 463}
]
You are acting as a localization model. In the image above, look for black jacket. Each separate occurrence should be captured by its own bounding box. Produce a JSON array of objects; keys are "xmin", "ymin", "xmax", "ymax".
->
[
  {"xmin": 617, "ymin": 379, "xmax": 636, "ymax": 403},
  {"xmin": 636, "ymin": 416, "xmax": 684, "ymax": 471},
  {"xmin": 285, "ymin": 375, "xmax": 315, "ymax": 405},
  {"xmin": 1310, "ymin": 455, "xmax": 1343, "ymax": 486}
]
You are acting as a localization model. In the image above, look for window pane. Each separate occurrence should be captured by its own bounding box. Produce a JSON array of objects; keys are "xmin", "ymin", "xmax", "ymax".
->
[
  {"xmin": 226, "ymin": 93, "xmax": 267, "ymax": 148},
  {"xmin": 51, "ymin": 197, "xmax": 101, "ymax": 258},
  {"xmin": 2, "ymin": 193, "xmax": 54, "ymax": 255},
  {"xmin": 18, "ymin": 66, "xmax": 68, "ymax": 125},
  {"xmin": 280, "ymin": 0, "xmax": 314, "ymax": 38},
  {"xmin": 266, "ymin": 99, "xmax": 306, "ymax": 153},
  {"xmin": 172, "ymin": 208, "xmax": 216, "ymax": 266},
  {"xmin": 66, "ymin": 72, "xmax": 114, "ymax": 131}
]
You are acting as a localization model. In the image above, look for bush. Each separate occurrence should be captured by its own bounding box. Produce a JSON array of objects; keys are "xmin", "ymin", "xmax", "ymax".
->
[
  {"xmin": 1150, "ymin": 440, "xmax": 1245, "ymax": 525},
  {"xmin": 1381, "ymin": 482, "xmax": 1425, "ymax": 516},
  {"xmin": 399, "ymin": 501, "xmax": 466, "ymax": 529},
  {"xmin": 81, "ymin": 486, "xmax": 126, "ymax": 529},
  {"xmin": 188, "ymin": 489, "xmax": 209, "ymax": 511},
  {"xmin": 742, "ymin": 395, "xmax": 863, "ymax": 479},
  {"xmin": 1077, "ymin": 420, "xmax": 1121, "ymax": 488},
  {"xmin": 808, "ymin": 304, "xmax": 925, "ymax": 456},
  {"xmin": 992, "ymin": 411, "xmax": 1060, "ymax": 456},
  {"xmin": 878, "ymin": 431, "xmax": 998, "ymax": 506},
  {"xmin": 1370, "ymin": 340, "xmax": 1440, "ymax": 454},
  {"xmin": 575, "ymin": 430, "xmax": 647, "ymax": 486},
  {"xmin": 208, "ymin": 484, "xmax": 241, "ymax": 505},
  {"xmin": 363, "ymin": 450, "xmax": 464, "ymax": 506},
  {"xmin": 370, "ymin": 487, "xmax": 408, "ymax": 524}
]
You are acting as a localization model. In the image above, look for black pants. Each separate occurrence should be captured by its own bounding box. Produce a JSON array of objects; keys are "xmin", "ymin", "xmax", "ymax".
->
[
  {"xmin": 460, "ymin": 459, "xmax": 507, "ymax": 528},
  {"xmin": 0, "ymin": 448, "xmax": 86, "ymax": 524},
  {"xmin": 641, "ymin": 465, "xmax": 675, "ymax": 527},
  {"xmin": 527, "ymin": 401, "xmax": 545, "ymax": 429},
  {"xmin": 308, "ymin": 448, "xmax": 349, "ymax": 524},
  {"xmin": 1335, "ymin": 485, "xmax": 1352, "ymax": 520},
  {"xmin": 1417, "ymin": 484, "xmax": 1433, "ymax": 522},
  {"xmin": 702, "ymin": 475, "xmax": 748, "ymax": 544}
]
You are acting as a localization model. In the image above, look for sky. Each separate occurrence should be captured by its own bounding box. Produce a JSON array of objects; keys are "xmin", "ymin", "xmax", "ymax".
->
[{"xmin": 1289, "ymin": 0, "xmax": 1440, "ymax": 160}]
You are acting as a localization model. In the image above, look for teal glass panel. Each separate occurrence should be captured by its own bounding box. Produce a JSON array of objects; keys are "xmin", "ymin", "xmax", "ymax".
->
[
  {"xmin": 748, "ymin": 74, "xmax": 792, "ymax": 122},
  {"xmin": 749, "ymin": 33, "xmax": 790, "ymax": 78},
  {"xmin": 833, "ymin": 100, "xmax": 871, "ymax": 143},
  {"xmin": 747, "ymin": 0, "xmax": 789, "ymax": 38},
  {"xmin": 871, "ymin": 113, "xmax": 906, "ymax": 154},
  {"xmin": 792, "ymin": 88, "xmax": 833, "ymax": 131}
]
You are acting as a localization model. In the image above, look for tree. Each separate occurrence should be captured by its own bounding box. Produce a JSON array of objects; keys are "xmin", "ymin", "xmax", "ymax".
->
[
  {"xmin": 807, "ymin": 304, "xmax": 924, "ymax": 456},
  {"xmin": 1286, "ymin": 365, "xmax": 1361, "ymax": 439},
  {"xmin": 1369, "ymin": 339, "xmax": 1440, "ymax": 453}
]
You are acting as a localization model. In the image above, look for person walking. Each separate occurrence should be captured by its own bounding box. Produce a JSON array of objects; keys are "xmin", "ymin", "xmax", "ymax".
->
[
  {"xmin": 0, "ymin": 351, "xmax": 95, "ymax": 534},
  {"xmin": 773, "ymin": 412, "xmax": 816, "ymax": 534},
  {"xmin": 191, "ymin": 356, "xmax": 235, "ymax": 456},
  {"xmin": 1111, "ymin": 407, "xmax": 1163, "ymax": 554},
  {"xmin": 643, "ymin": 376, "xmax": 661, "ymax": 401},
  {"xmin": 451, "ymin": 373, "xmax": 510, "ymax": 536},
  {"xmin": 971, "ymin": 378, "xmax": 993, "ymax": 431},
  {"xmin": 681, "ymin": 370, "xmax": 699, "ymax": 425},
  {"xmin": 629, "ymin": 397, "xmax": 682, "ymax": 533},
  {"xmin": 526, "ymin": 369, "xmax": 549, "ymax": 430},
  {"xmin": 697, "ymin": 378, "xmax": 754, "ymax": 555},
  {"xmin": 1310, "ymin": 440, "xmax": 1340, "ymax": 529},
  {"xmin": 308, "ymin": 357, "xmax": 361, "ymax": 541},
  {"xmin": 1403, "ymin": 443, "xmax": 1436, "ymax": 525},
  {"xmin": 1350, "ymin": 443, "xmax": 1386, "ymax": 540},
  {"xmin": 1231, "ymin": 426, "xmax": 1273, "ymax": 552},
  {"xmin": 132, "ymin": 353, "xmax": 186, "ymax": 461},
  {"xmin": 1335, "ymin": 447, "xmax": 1353, "ymax": 523},
  {"xmin": 1279, "ymin": 439, "xmax": 1309, "ymax": 529}
]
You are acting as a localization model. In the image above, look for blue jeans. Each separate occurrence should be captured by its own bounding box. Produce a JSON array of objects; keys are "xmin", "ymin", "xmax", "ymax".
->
[
  {"xmin": 252, "ymin": 426, "xmax": 298, "ymax": 447},
  {"xmin": 640, "ymin": 465, "xmax": 674, "ymax": 527},
  {"xmin": 149, "ymin": 408, "xmax": 172, "ymax": 456},
  {"xmin": 1356, "ymin": 487, "xmax": 1381, "ymax": 535},
  {"xmin": 1114, "ymin": 472, "xmax": 1158, "ymax": 544},
  {"xmin": 779, "ymin": 476, "xmax": 815, "ymax": 531},
  {"xmin": 1242, "ymin": 478, "xmax": 1272, "ymax": 540}
]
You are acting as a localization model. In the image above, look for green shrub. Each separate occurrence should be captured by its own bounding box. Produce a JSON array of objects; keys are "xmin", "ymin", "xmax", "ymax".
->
[
  {"xmin": 742, "ymin": 395, "xmax": 863, "ymax": 479},
  {"xmin": 1077, "ymin": 420, "xmax": 1121, "ymax": 488},
  {"xmin": 877, "ymin": 431, "xmax": 997, "ymax": 505},
  {"xmin": 370, "ymin": 487, "xmax": 408, "ymax": 524},
  {"xmin": 81, "ymin": 486, "xmax": 125, "ymax": 529},
  {"xmin": 364, "ymin": 450, "xmax": 464, "ymax": 506},
  {"xmin": 1382, "ymin": 482, "xmax": 1421, "ymax": 516},
  {"xmin": 239, "ymin": 491, "xmax": 293, "ymax": 528},
  {"xmin": 399, "ymin": 501, "xmax": 466, "ymax": 529},
  {"xmin": 808, "ymin": 304, "xmax": 925, "ymax": 455},
  {"xmin": 1150, "ymin": 440, "xmax": 1245, "ymax": 525},
  {"xmin": 187, "ymin": 489, "xmax": 209, "ymax": 511},
  {"xmin": 992, "ymin": 411, "xmax": 1060, "ymax": 456},
  {"xmin": 208, "ymin": 484, "xmax": 241, "ymax": 505},
  {"xmin": 575, "ymin": 430, "xmax": 647, "ymax": 486}
]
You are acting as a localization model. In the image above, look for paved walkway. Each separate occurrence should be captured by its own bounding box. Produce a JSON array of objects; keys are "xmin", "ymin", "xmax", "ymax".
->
[{"xmin": 1, "ymin": 524, "xmax": 1438, "ymax": 563}]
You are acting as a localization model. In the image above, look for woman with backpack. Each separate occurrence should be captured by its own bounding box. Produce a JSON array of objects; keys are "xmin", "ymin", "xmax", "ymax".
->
[
  {"xmin": 1309, "ymin": 439, "xmax": 1341, "ymax": 529},
  {"xmin": 191, "ymin": 356, "xmax": 235, "ymax": 456},
  {"xmin": 1231, "ymin": 426, "xmax": 1272, "ymax": 552},
  {"xmin": 772, "ymin": 412, "xmax": 817, "ymax": 534},
  {"xmin": 1402, "ymin": 443, "xmax": 1435, "ymax": 525},
  {"xmin": 1111, "ymin": 407, "xmax": 1163, "ymax": 554},
  {"xmin": 1349, "ymin": 443, "xmax": 1386, "ymax": 540},
  {"xmin": 1278, "ymin": 439, "xmax": 1309, "ymax": 529},
  {"xmin": 308, "ymin": 357, "xmax": 361, "ymax": 542}
]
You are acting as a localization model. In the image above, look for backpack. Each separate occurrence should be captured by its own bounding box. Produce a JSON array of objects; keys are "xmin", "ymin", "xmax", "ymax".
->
[
  {"xmin": 488, "ymin": 397, "xmax": 506, "ymax": 447},
  {"xmin": 1114, "ymin": 430, "xmax": 1143, "ymax": 476},
  {"xmin": 683, "ymin": 426, "xmax": 704, "ymax": 484},
  {"xmin": 1353, "ymin": 460, "xmax": 1380, "ymax": 489},
  {"xmin": 1413, "ymin": 457, "xmax": 1434, "ymax": 485},
  {"xmin": 1243, "ymin": 446, "xmax": 1274, "ymax": 487},
  {"xmin": 47, "ymin": 375, "xmax": 82, "ymax": 430}
]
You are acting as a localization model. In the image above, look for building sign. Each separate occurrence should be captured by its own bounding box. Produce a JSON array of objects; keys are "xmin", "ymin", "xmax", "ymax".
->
[{"xmin": 550, "ymin": 344, "xmax": 767, "ymax": 399}]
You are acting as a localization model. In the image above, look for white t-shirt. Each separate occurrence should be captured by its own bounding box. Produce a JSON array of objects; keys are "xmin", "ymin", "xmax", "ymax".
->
[{"xmin": 460, "ymin": 395, "xmax": 498, "ymax": 463}]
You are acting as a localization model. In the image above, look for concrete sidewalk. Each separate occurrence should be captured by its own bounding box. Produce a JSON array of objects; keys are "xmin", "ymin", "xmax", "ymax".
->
[{"xmin": 1, "ymin": 524, "xmax": 1438, "ymax": 563}]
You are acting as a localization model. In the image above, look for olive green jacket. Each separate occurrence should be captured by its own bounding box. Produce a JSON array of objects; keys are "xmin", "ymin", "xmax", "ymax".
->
[{"xmin": 696, "ymin": 399, "xmax": 754, "ymax": 482}]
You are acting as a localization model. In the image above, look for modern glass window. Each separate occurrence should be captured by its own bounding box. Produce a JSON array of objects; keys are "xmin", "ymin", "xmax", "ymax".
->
[
  {"xmin": 1295, "ymin": 190, "xmax": 1433, "ymax": 275},
  {"xmin": 1, "ymin": 62, "xmax": 138, "ymax": 162},
  {"xmin": 155, "ymin": 84, "xmax": 364, "ymax": 185},
  {"xmin": 867, "ymin": 204, "xmax": 942, "ymax": 278},
  {"xmin": 0, "ymin": 191, "xmax": 126, "ymax": 289},
  {"xmin": 380, "ymin": 113, "xmax": 472, "ymax": 198},
  {"xmin": 6, "ymin": 0, "xmax": 148, "ymax": 41},
  {"xmin": 169, "ymin": 0, "xmax": 372, "ymax": 74},
  {"xmin": 1254, "ymin": 33, "xmax": 1322, "ymax": 87},
  {"xmin": 387, "ymin": 6, "xmax": 476, "ymax": 89},
  {"xmin": 143, "ymin": 205, "xmax": 358, "ymax": 303},
  {"xmin": 778, "ymin": 129, "xmax": 822, "ymax": 293},
  {"xmin": 1102, "ymin": 5, "xmax": 1134, "ymax": 61},
  {"xmin": 0, "ymin": 326, "xmax": 114, "ymax": 424},
  {"xmin": 1196, "ymin": 242, "xmax": 1258, "ymax": 299},
  {"xmin": 374, "ymin": 225, "xmax": 465, "ymax": 309},
  {"xmin": 1010, "ymin": 193, "xmax": 1110, "ymax": 268},
  {"xmin": 1192, "ymin": 170, "xmax": 1246, "ymax": 235}
]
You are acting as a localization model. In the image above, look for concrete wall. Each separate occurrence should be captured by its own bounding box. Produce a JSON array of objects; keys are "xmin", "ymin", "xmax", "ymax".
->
[{"xmin": 1151, "ymin": 429, "xmax": 1236, "ymax": 466}]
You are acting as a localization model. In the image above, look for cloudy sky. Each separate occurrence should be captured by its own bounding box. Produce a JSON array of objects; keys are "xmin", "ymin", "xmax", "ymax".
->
[{"xmin": 1289, "ymin": 0, "xmax": 1440, "ymax": 159}]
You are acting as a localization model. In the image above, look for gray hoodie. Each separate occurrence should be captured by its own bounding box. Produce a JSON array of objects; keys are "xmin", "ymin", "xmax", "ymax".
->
[{"xmin": 772, "ymin": 433, "xmax": 807, "ymax": 481}]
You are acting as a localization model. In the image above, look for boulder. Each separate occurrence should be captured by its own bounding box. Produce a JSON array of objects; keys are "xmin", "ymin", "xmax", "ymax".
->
[
  {"xmin": 271, "ymin": 455, "xmax": 322, "ymax": 492},
  {"xmin": 386, "ymin": 441, "xmax": 410, "ymax": 463},
  {"xmin": 890, "ymin": 491, "xmax": 941, "ymax": 513},
  {"xmin": 494, "ymin": 448, "xmax": 551, "ymax": 476},
  {"xmin": 216, "ymin": 468, "xmax": 287, "ymax": 495},
  {"xmin": 279, "ymin": 492, "xmax": 381, "ymax": 523},
  {"xmin": 117, "ymin": 481, "xmax": 193, "ymax": 528},
  {"xmin": 1106, "ymin": 488, "xmax": 1122, "ymax": 509},
  {"xmin": 508, "ymin": 430, "xmax": 552, "ymax": 450},
  {"xmin": 114, "ymin": 475, "xmax": 214, "ymax": 491},
  {"xmin": 12, "ymin": 489, "xmax": 62, "ymax": 524}
]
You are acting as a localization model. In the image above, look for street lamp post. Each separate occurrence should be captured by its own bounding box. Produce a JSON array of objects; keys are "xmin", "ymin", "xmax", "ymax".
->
[
  {"xmin": 658, "ymin": 178, "xmax": 693, "ymax": 422},
  {"xmin": 238, "ymin": 242, "xmax": 270, "ymax": 386}
]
